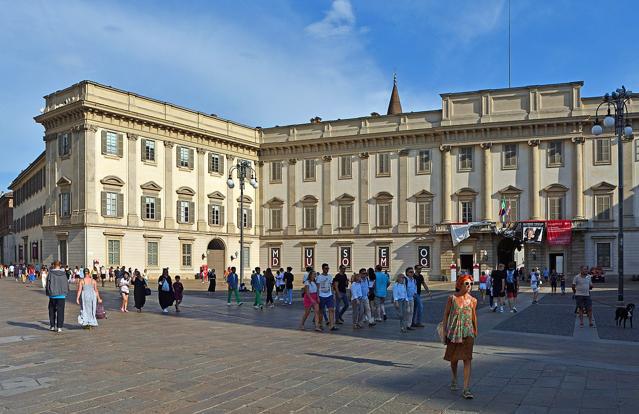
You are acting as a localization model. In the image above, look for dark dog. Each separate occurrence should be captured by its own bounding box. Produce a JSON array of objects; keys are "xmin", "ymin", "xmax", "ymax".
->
[{"xmin": 615, "ymin": 303, "xmax": 635, "ymax": 328}]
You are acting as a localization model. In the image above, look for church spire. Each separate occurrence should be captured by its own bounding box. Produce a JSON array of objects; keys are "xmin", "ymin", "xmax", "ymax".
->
[{"xmin": 386, "ymin": 73, "xmax": 403, "ymax": 115}]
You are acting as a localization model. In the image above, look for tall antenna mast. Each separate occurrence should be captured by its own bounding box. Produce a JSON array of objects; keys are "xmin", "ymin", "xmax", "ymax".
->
[{"xmin": 508, "ymin": 0, "xmax": 511, "ymax": 88}]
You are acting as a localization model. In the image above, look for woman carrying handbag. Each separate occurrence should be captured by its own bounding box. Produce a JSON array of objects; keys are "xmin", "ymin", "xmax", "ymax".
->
[{"xmin": 133, "ymin": 270, "xmax": 148, "ymax": 312}]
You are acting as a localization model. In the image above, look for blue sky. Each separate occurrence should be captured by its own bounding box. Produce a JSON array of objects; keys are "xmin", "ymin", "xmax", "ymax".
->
[{"xmin": 0, "ymin": 0, "xmax": 637, "ymax": 190}]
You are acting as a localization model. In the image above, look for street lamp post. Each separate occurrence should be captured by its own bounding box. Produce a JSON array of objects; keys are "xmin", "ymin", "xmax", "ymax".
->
[
  {"xmin": 591, "ymin": 86, "xmax": 634, "ymax": 303},
  {"xmin": 227, "ymin": 160, "xmax": 258, "ymax": 287}
]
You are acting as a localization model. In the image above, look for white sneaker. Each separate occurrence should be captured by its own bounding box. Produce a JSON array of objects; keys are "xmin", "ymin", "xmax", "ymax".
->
[
  {"xmin": 49, "ymin": 326, "xmax": 56, "ymax": 331},
  {"xmin": 227, "ymin": 303, "xmax": 232, "ymax": 306},
  {"xmin": 254, "ymin": 305, "xmax": 259, "ymax": 309},
  {"xmin": 57, "ymin": 328, "xmax": 62, "ymax": 333},
  {"xmin": 162, "ymin": 309, "xmax": 168, "ymax": 313}
]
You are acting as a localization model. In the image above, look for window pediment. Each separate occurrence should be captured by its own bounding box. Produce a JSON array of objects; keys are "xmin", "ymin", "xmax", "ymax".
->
[
  {"xmin": 265, "ymin": 197, "xmax": 284, "ymax": 207},
  {"xmin": 100, "ymin": 175, "xmax": 125, "ymax": 187},
  {"xmin": 236, "ymin": 195, "xmax": 253, "ymax": 204},
  {"xmin": 374, "ymin": 191, "xmax": 394, "ymax": 202},
  {"xmin": 140, "ymin": 181, "xmax": 162, "ymax": 192},
  {"xmin": 455, "ymin": 187, "xmax": 478, "ymax": 197},
  {"xmin": 336, "ymin": 193, "xmax": 355, "ymax": 203},
  {"xmin": 590, "ymin": 181, "xmax": 616, "ymax": 193},
  {"xmin": 207, "ymin": 191, "xmax": 225, "ymax": 200},
  {"xmin": 543, "ymin": 183, "xmax": 569, "ymax": 193},
  {"xmin": 56, "ymin": 176, "xmax": 72, "ymax": 186},
  {"xmin": 498, "ymin": 185, "xmax": 523, "ymax": 195},
  {"xmin": 301, "ymin": 195, "xmax": 319, "ymax": 205},
  {"xmin": 176, "ymin": 186, "xmax": 195, "ymax": 196},
  {"xmin": 413, "ymin": 189, "xmax": 434, "ymax": 200}
]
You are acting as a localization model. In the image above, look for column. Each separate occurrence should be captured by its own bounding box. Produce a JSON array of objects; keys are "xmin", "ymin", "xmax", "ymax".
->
[
  {"xmin": 320, "ymin": 156, "xmax": 332, "ymax": 235},
  {"xmin": 127, "ymin": 134, "xmax": 140, "ymax": 227},
  {"xmin": 481, "ymin": 143, "xmax": 493, "ymax": 221},
  {"xmin": 571, "ymin": 137, "xmax": 585, "ymax": 220},
  {"xmin": 163, "ymin": 141, "xmax": 175, "ymax": 229},
  {"xmin": 528, "ymin": 140, "xmax": 542, "ymax": 220},
  {"xmin": 358, "ymin": 153, "xmax": 369, "ymax": 234},
  {"xmin": 256, "ymin": 161, "xmax": 264, "ymax": 236},
  {"xmin": 286, "ymin": 159, "xmax": 297, "ymax": 235},
  {"xmin": 196, "ymin": 148, "xmax": 207, "ymax": 231},
  {"xmin": 440, "ymin": 145, "xmax": 452, "ymax": 223},
  {"xmin": 398, "ymin": 149, "xmax": 409, "ymax": 232},
  {"xmin": 226, "ymin": 154, "xmax": 236, "ymax": 234}
]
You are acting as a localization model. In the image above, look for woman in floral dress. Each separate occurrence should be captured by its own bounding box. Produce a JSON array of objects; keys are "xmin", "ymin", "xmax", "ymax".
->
[{"xmin": 441, "ymin": 274, "xmax": 478, "ymax": 399}]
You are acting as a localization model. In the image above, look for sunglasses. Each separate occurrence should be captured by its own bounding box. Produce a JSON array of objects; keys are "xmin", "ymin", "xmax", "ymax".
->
[{"xmin": 463, "ymin": 281, "xmax": 473, "ymax": 287}]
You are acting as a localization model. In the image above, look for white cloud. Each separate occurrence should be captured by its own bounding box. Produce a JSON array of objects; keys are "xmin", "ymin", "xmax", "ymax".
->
[{"xmin": 305, "ymin": 0, "xmax": 356, "ymax": 38}]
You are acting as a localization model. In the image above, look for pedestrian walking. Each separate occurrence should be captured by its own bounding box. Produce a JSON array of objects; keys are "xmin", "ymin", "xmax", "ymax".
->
[
  {"xmin": 333, "ymin": 265, "xmax": 350, "ymax": 324},
  {"xmin": 251, "ymin": 267, "xmax": 265, "ymax": 309},
  {"xmin": 264, "ymin": 268, "xmax": 275, "ymax": 307},
  {"xmin": 573, "ymin": 266, "xmax": 594, "ymax": 328},
  {"xmin": 486, "ymin": 271, "xmax": 494, "ymax": 309},
  {"xmin": 374, "ymin": 265, "xmax": 390, "ymax": 321},
  {"xmin": 358, "ymin": 268, "xmax": 375, "ymax": 327},
  {"xmin": 492, "ymin": 264, "xmax": 506, "ymax": 312},
  {"xmin": 392, "ymin": 273, "xmax": 411, "ymax": 333},
  {"xmin": 76, "ymin": 268, "xmax": 102, "ymax": 328},
  {"xmin": 531, "ymin": 268, "xmax": 541, "ymax": 304},
  {"xmin": 442, "ymin": 274, "xmax": 478, "ymax": 399},
  {"xmin": 275, "ymin": 268, "xmax": 285, "ymax": 302},
  {"xmin": 100, "ymin": 265, "xmax": 107, "ymax": 287},
  {"xmin": 133, "ymin": 270, "xmax": 148, "ymax": 312},
  {"xmin": 158, "ymin": 268, "xmax": 174, "ymax": 313},
  {"xmin": 173, "ymin": 275, "xmax": 184, "ymax": 312},
  {"xmin": 119, "ymin": 271, "xmax": 131, "ymax": 312},
  {"xmin": 505, "ymin": 262, "xmax": 519, "ymax": 313},
  {"xmin": 479, "ymin": 271, "xmax": 487, "ymax": 303},
  {"xmin": 367, "ymin": 268, "xmax": 377, "ymax": 318},
  {"xmin": 550, "ymin": 269, "xmax": 558, "ymax": 295},
  {"xmin": 405, "ymin": 268, "xmax": 417, "ymax": 329},
  {"xmin": 299, "ymin": 271, "xmax": 321, "ymax": 331},
  {"xmin": 560, "ymin": 273, "xmax": 566, "ymax": 295},
  {"xmin": 283, "ymin": 267, "xmax": 294, "ymax": 305},
  {"xmin": 41, "ymin": 266, "xmax": 48, "ymax": 290},
  {"xmin": 46, "ymin": 261, "xmax": 69, "ymax": 333},
  {"xmin": 226, "ymin": 267, "xmax": 242, "ymax": 306},
  {"xmin": 317, "ymin": 263, "xmax": 338, "ymax": 331},
  {"xmin": 350, "ymin": 272, "xmax": 363, "ymax": 329},
  {"xmin": 412, "ymin": 265, "xmax": 431, "ymax": 328},
  {"xmin": 208, "ymin": 268, "xmax": 216, "ymax": 294}
]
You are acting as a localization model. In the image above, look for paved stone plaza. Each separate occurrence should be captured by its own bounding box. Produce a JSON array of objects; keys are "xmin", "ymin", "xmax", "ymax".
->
[{"xmin": 1, "ymin": 278, "xmax": 639, "ymax": 414}]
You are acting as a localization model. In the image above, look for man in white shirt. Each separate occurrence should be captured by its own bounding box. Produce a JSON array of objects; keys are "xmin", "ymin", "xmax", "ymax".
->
[
  {"xmin": 316, "ymin": 263, "xmax": 338, "ymax": 331},
  {"xmin": 572, "ymin": 266, "xmax": 594, "ymax": 328},
  {"xmin": 9, "ymin": 264, "xmax": 14, "ymax": 279}
]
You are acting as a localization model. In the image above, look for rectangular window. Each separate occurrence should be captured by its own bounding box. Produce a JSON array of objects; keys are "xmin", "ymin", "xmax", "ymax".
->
[
  {"xmin": 595, "ymin": 194, "xmax": 612, "ymax": 220},
  {"xmin": 459, "ymin": 147, "xmax": 473, "ymax": 171},
  {"xmin": 144, "ymin": 197, "xmax": 156, "ymax": 220},
  {"xmin": 178, "ymin": 201, "xmax": 190, "ymax": 223},
  {"xmin": 339, "ymin": 204, "xmax": 353, "ymax": 228},
  {"xmin": 503, "ymin": 144, "xmax": 518, "ymax": 169},
  {"xmin": 548, "ymin": 196, "xmax": 563, "ymax": 220},
  {"xmin": 105, "ymin": 192, "xmax": 118, "ymax": 217},
  {"xmin": 596, "ymin": 242, "xmax": 611, "ymax": 268},
  {"xmin": 147, "ymin": 241, "xmax": 159, "ymax": 267},
  {"xmin": 144, "ymin": 140, "xmax": 156, "ymax": 162},
  {"xmin": 270, "ymin": 208, "xmax": 282, "ymax": 230},
  {"xmin": 339, "ymin": 156, "xmax": 352, "ymax": 179},
  {"xmin": 377, "ymin": 203, "xmax": 391, "ymax": 227},
  {"xmin": 209, "ymin": 204, "xmax": 222, "ymax": 225},
  {"xmin": 504, "ymin": 196, "xmax": 519, "ymax": 222},
  {"xmin": 178, "ymin": 147, "xmax": 190, "ymax": 168},
  {"xmin": 59, "ymin": 192, "xmax": 71, "ymax": 218},
  {"xmin": 60, "ymin": 133, "xmax": 71, "ymax": 156},
  {"xmin": 303, "ymin": 159, "xmax": 316, "ymax": 181},
  {"xmin": 58, "ymin": 240, "xmax": 68, "ymax": 265},
  {"xmin": 105, "ymin": 132, "xmax": 118, "ymax": 155},
  {"xmin": 417, "ymin": 150, "xmax": 431, "ymax": 174},
  {"xmin": 237, "ymin": 208, "xmax": 252, "ymax": 228},
  {"xmin": 270, "ymin": 161, "xmax": 282, "ymax": 183},
  {"xmin": 376, "ymin": 153, "xmax": 390, "ymax": 176},
  {"xmin": 210, "ymin": 153, "xmax": 222, "ymax": 174},
  {"xmin": 417, "ymin": 201, "xmax": 432, "ymax": 226},
  {"xmin": 241, "ymin": 246, "xmax": 250, "ymax": 270},
  {"xmin": 461, "ymin": 201, "xmax": 473, "ymax": 223},
  {"xmin": 181, "ymin": 243, "xmax": 192, "ymax": 267},
  {"xmin": 594, "ymin": 138, "xmax": 611, "ymax": 165},
  {"xmin": 107, "ymin": 239, "xmax": 121, "ymax": 267},
  {"xmin": 547, "ymin": 141, "xmax": 563, "ymax": 166},
  {"xmin": 303, "ymin": 206, "xmax": 316, "ymax": 229}
]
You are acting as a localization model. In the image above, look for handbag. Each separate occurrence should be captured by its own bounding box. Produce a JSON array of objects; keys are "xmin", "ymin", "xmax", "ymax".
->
[
  {"xmin": 436, "ymin": 322, "xmax": 447, "ymax": 345},
  {"xmin": 144, "ymin": 287, "xmax": 152, "ymax": 296},
  {"xmin": 96, "ymin": 302, "xmax": 107, "ymax": 320}
]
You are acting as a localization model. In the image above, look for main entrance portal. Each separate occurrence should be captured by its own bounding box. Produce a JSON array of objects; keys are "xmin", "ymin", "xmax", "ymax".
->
[
  {"xmin": 497, "ymin": 238, "xmax": 517, "ymax": 266},
  {"xmin": 207, "ymin": 239, "xmax": 226, "ymax": 274}
]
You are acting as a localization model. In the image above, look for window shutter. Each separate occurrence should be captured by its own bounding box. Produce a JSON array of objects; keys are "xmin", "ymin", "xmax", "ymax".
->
[
  {"xmin": 176, "ymin": 147, "xmax": 180, "ymax": 167},
  {"xmin": 189, "ymin": 149, "xmax": 194, "ymax": 169},
  {"xmin": 117, "ymin": 134, "xmax": 124, "ymax": 157},
  {"xmin": 141, "ymin": 139, "xmax": 146, "ymax": 162},
  {"xmin": 208, "ymin": 154, "xmax": 213, "ymax": 173},
  {"xmin": 189, "ymin": 201, "xmax": 195, "ymax": 223},
  {"xmin": 100, "ymin": 192, "xmax": 107, "ymax": 217},
  {"xmin": 219, "ymin": 155, "xmax": 224, "ymax": 173},
  {"xmin": 57, "ymin": 134, "xmax": 62, "ymax": 156},
  {"xmin": 237, "ymin": 208, "xmax": 241, "ymax": 228},
  {"xmin": 101, "ymin": 130, "xmax": 107, "ymax": 155},
  {"xmin": 177, "ymin": 201, "xmax": 181, "ymax": 223},
  {"xmin": 141, "ymin": 196, "xmax": 146, "ymax": 219},
  {"xmin": 117, "ymin": 193, "xmax": 124, "ymax": 217},
  {"xmin": 208, "ymin": 204, "xmax": 213, "ymax": 224},
  {"xmin": 58, "ymin": 193, "xmax": 62, "ymax": 216},
  {"xmin": 220, "ymin": 205, "xmax": 224, "ymax": 225},
  {"xmin": 248, "ymin": 209, "xmax": 253, "ymax": 228},
  {"xmin": 156, "ymin": 197, "xmax": 161, "ymax": 221}
]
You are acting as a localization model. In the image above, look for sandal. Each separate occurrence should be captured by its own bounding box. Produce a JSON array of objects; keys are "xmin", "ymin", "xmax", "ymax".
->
[
  {"xmin": 450, "ymin": 380, "xmax": 458, "ymax": 391},
  {"xmin": 463, "ymin": 389, "xmax": 474, "ymax": 399}
]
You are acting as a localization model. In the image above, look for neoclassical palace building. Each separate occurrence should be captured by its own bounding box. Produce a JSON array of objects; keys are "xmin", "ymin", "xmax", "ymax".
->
[{"xmin": 7, "ymin": 80, "xmax": 639, "ymax": 280}]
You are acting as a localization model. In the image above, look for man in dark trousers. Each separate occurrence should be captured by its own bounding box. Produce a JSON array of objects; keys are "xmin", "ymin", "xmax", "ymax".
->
[
  {"xmin": 283, "ymin": 267, "xmax": 294, "ymax": 305},
  {"xmin": 46, "ymin": 260, "xmax": 69, "ymax": 333}
]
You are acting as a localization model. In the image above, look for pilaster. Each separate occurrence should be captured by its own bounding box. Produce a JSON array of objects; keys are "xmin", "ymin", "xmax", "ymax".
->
[
  {"xmin": 440, "ymin": 145, "xmax": 452, "ymax": 223},
  {"xmin": 358, "ymin": 153, "xmax": 369, "ymax": 234},
  {"xmin": 196, "ymin": 148, "xmax": 207, "ymax": 231},
  {"xmin": 528, "ymin": 140, "xmax": 542, "ymax": 220},
  {"xmin": 481, "ymin": 143, "xmax": 493, "ymax": 221},
  {"xmin": 127, "ymin": 134, "xmax": 140, "ymax": 227},
  {"xmin": 398, "ymin": 149, "xmax": 409, "ymax": 232},
  {"xmin": 571, "ymin": 137, "xmax": 585, "ymax": 220},
  {"xmin": 163, "ymin": 141, "xmax": 175, "ymax": 229},
  {"xmin": 320, "ymin": 155, "xmax": 332, "ymax": 235},
  {"xmin": 286, "ymin": 159, "xmax": 297, "ymax": 236},
  {"xmin": 623, "ymin": 139, "xmax": 634, "ymax": 225},
  {"xmin": 256, "ymin": 161, "xmax": 264, "ymax": 235},
  {"xmin": 79, "ymin": 123, "xmax": 99, "ymax": 224},
  {"xmin": 226, "ymin": 154, "xmax": 236, "ymax": 233}
]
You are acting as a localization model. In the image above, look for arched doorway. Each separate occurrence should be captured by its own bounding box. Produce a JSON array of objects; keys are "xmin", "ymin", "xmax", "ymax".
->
[
  {"xmin": 497, "ymin": 238, "xmax": 517, "ymax": 266},
  {"xmin": 207, "ymin": 239, "xmax": 226, "ymax": 274}
]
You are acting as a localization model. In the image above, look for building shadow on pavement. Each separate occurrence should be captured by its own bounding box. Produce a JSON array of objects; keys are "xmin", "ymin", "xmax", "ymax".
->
[{"xmin": 305, "ymin": 352, "xmax": 413, "ymax": 368}]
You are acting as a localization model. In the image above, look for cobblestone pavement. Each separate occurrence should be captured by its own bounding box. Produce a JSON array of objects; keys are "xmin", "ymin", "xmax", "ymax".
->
[{"xmin": 1, "ymin": 279, "xmax": 639, "ymax": 414}]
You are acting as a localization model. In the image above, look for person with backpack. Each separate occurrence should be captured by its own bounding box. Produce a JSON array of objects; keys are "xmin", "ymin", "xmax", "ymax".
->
[
  {"xmin": 530, "ymin": 268, "xmax": 541, "ymax": 304},
  {"xmin": 505, "ymin": 262, "xmax": 519, "ymax": 313},
  {"xmin": 46, "ymin": 260, "xmax": 69, "ymax": 333},
  {"xmin": 158, "ymin": 268, "xmax": 174, "ymax": 314}
]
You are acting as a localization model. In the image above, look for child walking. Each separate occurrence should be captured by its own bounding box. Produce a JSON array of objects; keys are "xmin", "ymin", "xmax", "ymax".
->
[
  {"xmin": 350, "ymin": 272, "xmax": 363, "ymax": 329},
  {"xmin": 119, "ymin": 272, "xmax": 130, "ymax": 312},
  {"xmin": 173, "ymin": 275, "xmax": 184, "ymax": 312},
  {"xmin": 392, "ymin": 273, "xmax": 411, "ymax": 333}
]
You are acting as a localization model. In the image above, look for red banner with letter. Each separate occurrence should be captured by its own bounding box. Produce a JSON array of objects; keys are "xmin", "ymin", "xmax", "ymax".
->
[{"xmin": 546, "ymin": 220, "xmax": 572, "ymax": 245}]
